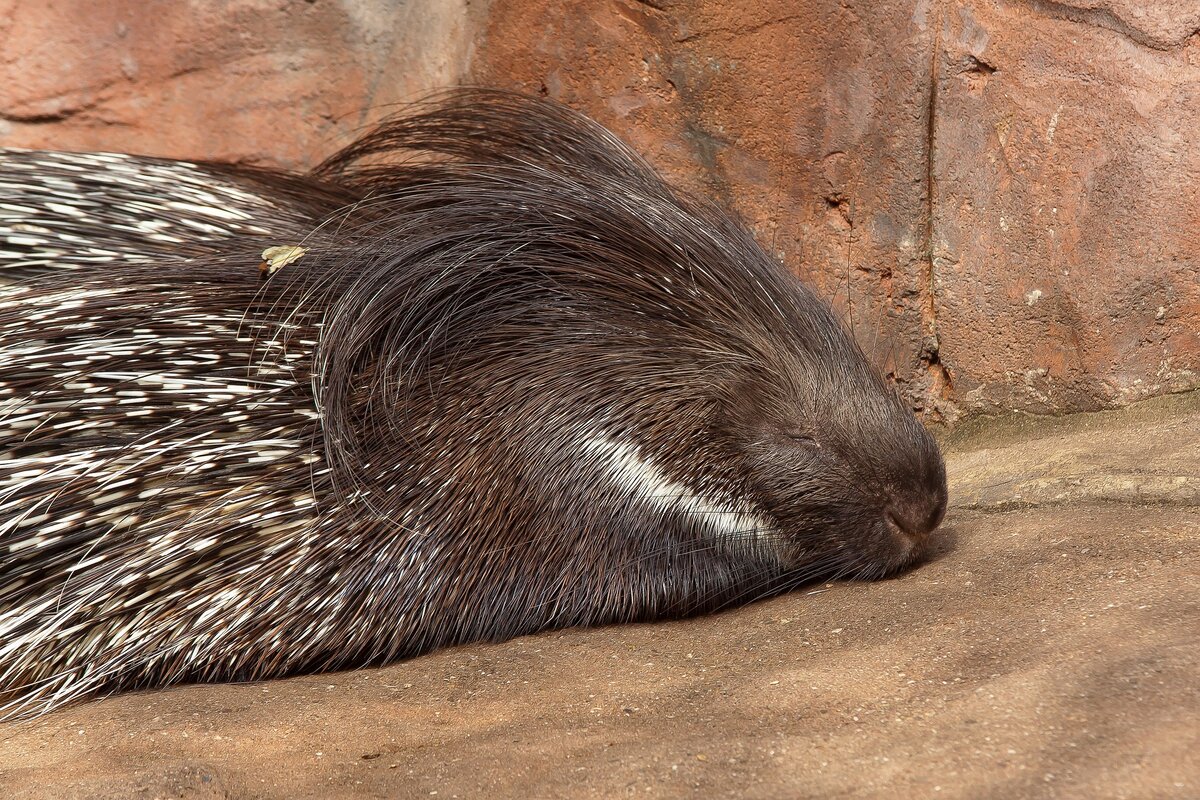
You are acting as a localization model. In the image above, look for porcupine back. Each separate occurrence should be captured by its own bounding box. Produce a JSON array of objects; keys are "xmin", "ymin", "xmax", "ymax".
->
[
  {"xmin": 0, "ymin": 150, "xmax": 357, "ymax": 281},
  {"xmin": 0, "ymin": 90, "xmax": 947, "ymax": 719}
]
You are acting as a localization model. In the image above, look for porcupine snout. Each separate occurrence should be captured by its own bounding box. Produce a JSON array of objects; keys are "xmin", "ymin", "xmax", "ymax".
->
[
  {"xmin": 882, "ymin": 436, "xmax": 948, "ymax": 544},
  {"xmin": 870, "ymin": 407, "xmax": 949, "ymax": 555}
]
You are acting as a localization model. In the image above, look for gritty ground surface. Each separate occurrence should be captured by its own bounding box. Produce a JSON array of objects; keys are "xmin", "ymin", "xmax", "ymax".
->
[{"xmin": 2, "ymin": 394, "xmax": 1198, "ymax": 799}]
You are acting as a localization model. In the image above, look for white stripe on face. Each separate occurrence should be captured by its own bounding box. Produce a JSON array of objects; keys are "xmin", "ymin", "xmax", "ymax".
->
[{"xmin": 583, "ymin": 434, "xmax": 775, "ymax": 542}]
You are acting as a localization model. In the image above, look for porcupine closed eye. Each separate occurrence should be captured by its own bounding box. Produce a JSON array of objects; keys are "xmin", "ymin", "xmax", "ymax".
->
[{"xmin": 0, "ymin": 89, "xmax": 947, "ymax": 720}]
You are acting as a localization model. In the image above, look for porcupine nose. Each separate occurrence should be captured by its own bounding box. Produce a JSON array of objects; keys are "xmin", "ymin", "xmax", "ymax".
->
[{"xmin": 884, "ymin": 477, "xmax": 948, "ymax": 541}]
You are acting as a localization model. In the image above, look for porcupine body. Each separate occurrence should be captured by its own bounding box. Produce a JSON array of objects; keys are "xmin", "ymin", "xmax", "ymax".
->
[{"xmin": 0, "ymin": 90, "xmax": 947, "ymax": 719}]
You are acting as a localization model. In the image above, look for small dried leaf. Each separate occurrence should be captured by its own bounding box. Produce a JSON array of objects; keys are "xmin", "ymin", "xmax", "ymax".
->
[{"xmin": 259, "ymin": 245, "xmax": 307, "ymax": 276}]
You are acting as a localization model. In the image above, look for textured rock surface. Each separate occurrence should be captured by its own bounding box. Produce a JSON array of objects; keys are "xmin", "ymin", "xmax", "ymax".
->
[
  {"xmin": 930, "ymin": 1, "xmax": 1200, "ymax": 415},
  {"xmin": 2, "ymin": 0, "xmax": 1198, "ymax": 416},
  {"xmin": 0, "ymin": 0, "xmax": 485, "ymax": 166},
  {"xmin": 2, "ymin": 396, "xmax": 1199, "ymax": 799},
  {"xmin": 944, "ymin": 391, "xmax": 1200, "ymax": 508}
]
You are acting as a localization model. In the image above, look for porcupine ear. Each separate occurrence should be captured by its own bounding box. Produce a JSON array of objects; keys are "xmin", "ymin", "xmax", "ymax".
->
[{"xmin": 311, "ymin": 88, "xmax": 672, "ymax": 197}]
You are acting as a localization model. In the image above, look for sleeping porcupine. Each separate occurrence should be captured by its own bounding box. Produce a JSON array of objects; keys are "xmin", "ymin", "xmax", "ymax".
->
[{"xmin": 0, "ymin": 89, "xmax": 947, "ymax": 719}]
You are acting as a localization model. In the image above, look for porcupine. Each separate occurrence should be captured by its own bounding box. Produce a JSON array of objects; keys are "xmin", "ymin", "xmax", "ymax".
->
[{"xmin": 0, "ymin": 89, "xmax": 947, "ymax": 719}]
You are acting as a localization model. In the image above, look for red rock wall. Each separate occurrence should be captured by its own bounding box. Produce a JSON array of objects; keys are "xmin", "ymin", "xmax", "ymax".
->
[
  {"xmin": 3, "ymin": 0, "xmax": 1197, "ymax": 419},
  {"xmin": 0, "ymin": 0, "xmax": 484, "ymax": 165}
]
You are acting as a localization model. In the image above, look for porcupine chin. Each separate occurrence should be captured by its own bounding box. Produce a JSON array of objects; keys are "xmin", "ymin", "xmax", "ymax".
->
[{"xmin": 0, "ymin": 89, "xmax": 947, "ymax": 720}]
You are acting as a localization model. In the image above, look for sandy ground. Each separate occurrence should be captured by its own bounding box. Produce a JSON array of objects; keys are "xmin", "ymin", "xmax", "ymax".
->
[{"xmin": 1, "ymin": 394, "xmax": 1197, "ymax": 799}]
